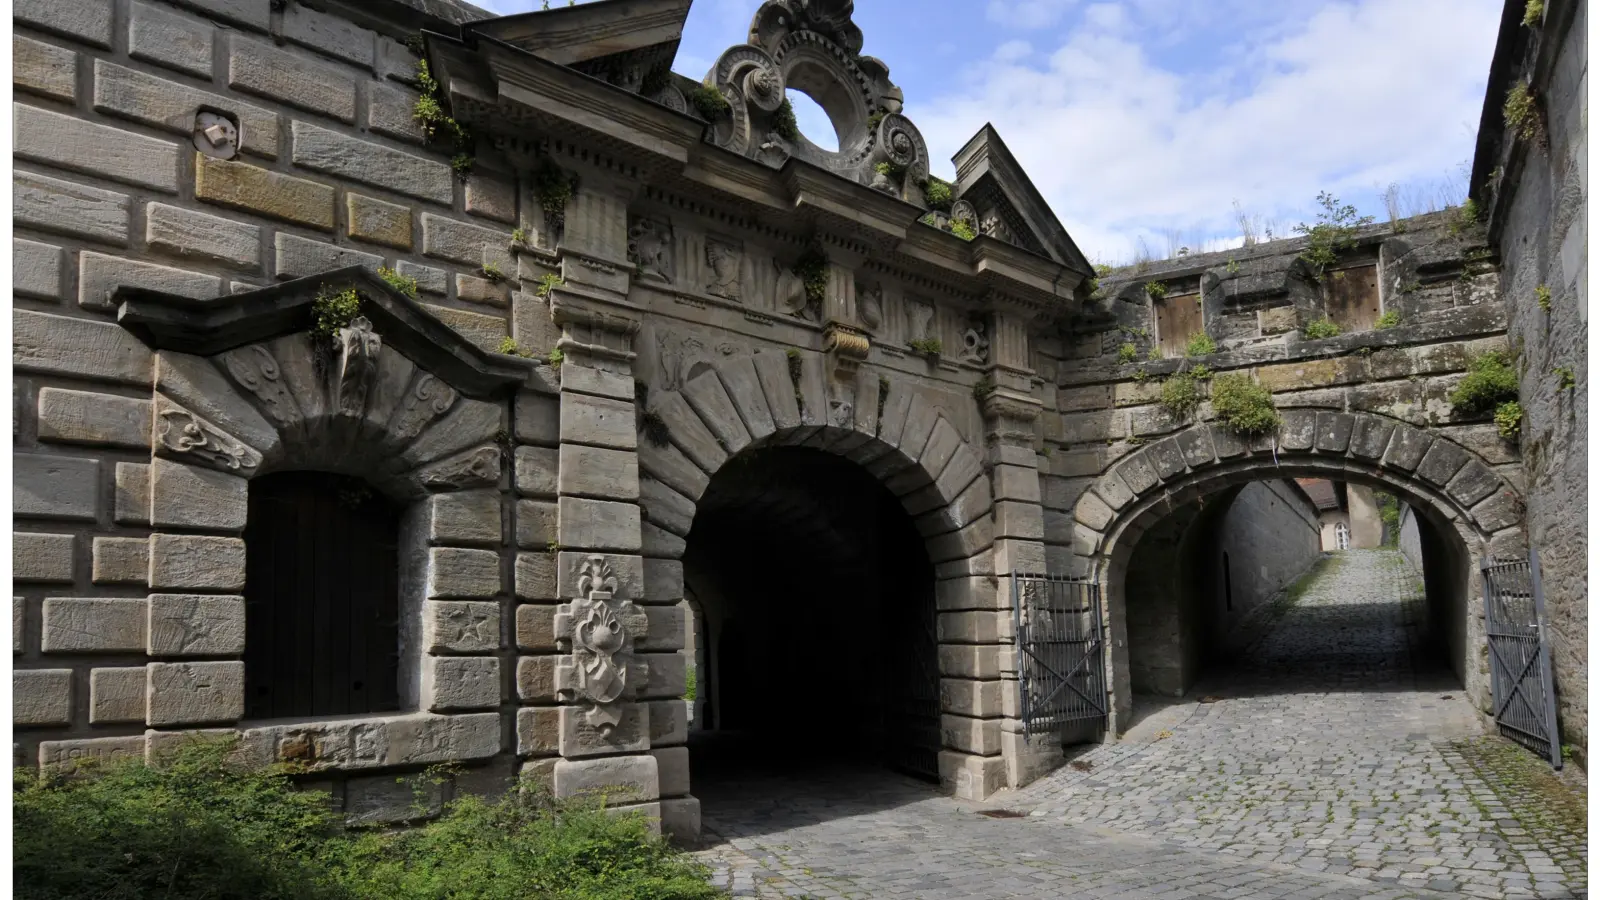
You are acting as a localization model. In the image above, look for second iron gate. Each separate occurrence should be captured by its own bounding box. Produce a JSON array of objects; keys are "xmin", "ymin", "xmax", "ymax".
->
[
  {"xmin": 1482, "ymin": 550, "xmax": 1563, "ymax": 769},
  {"xmin": 1011, "ymin": 572, "xmax": 1107, "ymax": 738}
]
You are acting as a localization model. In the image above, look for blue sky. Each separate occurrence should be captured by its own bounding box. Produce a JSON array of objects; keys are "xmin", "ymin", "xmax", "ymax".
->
[{"xmin": 470, "ymin": 0, "xmax": 1504, "ymax": 264}]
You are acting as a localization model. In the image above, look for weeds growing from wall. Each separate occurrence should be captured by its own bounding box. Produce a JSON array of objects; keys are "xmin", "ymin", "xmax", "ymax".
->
[
  {"xmin": 1210, "ymin": 374, "xmax": 1281, "ymax": 435},
  {"xmin": 773, "ymin": 98, "xmax": 799, "ymax": 142},
  {"xmin": 688, "ymin": 84, "xmax": 731, "ymax": 121},
  {"xmin": 1504, "ymin": 82, "xmax": 1542, "ymax": 145},
  {"xmin": 920, "ymin": 176, "xmax": 954, "ymax": 212},
  {"xmin": 1145, "ymin": 280, "xmax": 1167, "ymax": 300},
  {"xmin": 1159, "ymin": 371, "xmax": 1203, "ymax": 421},
  {"xmin": 1302, "ymin": 317, "xmax": 1341, "ymax": 340},
  {"xmin": 1524, "ymin": 0, "xmax": 1545, "ymax": 26},
  {"xmin": 1184, "ymin": 332, "xmax": 1216, "ymax": 357},
  {"xmin": 378, "ymin": 267, "xmax": 419, "ymax": 299},
  {"xmin": 1294, "ymin": 192, "xmax": 1373, "ymax": 281},
  {"xmin": 311, "ymin": 287, "xmax": 361, "ymax": 344},
  {"xmin": 1375, "ymin": 309, "xmax": 1401, "ymax": 329},
  {"xmin": 1449, "ymin": 350, "xmax": 1520, "ymax": 415},
  {"xmin": 1536, "ymin": 284, "xmax": 1552, "ymax": 310},
  {"xmin": 1495, "ymin": 400, "xmax": 1524, "ymax": 441},
  {"xmin": 1117, "ymin": 342, "xmax": 1139, "ymax": 364}
]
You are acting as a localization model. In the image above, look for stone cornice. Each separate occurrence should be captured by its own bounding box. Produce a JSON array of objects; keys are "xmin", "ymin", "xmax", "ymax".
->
[
  {"xmin": 465, "ymin": 0, "xmax": 692, "ymax": 67},
  {"xmin": 781, "ymin": 159, "xmax": 917, "ymax": 243},
  {"xmin": 114, "ymin": 267, "xmax": 537, "ymax": 399},
  {"xmin": 954, "ymin": 124, "xmax": 1091, "ymax": 274}
]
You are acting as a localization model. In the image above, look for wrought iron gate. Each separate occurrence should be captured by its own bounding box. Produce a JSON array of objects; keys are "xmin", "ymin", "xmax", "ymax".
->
[
  {"xmin": 1482, "ymin": 550, "xmax": 1563, "ymax": 769},
  {"xmin": 1011, "ymin": 573, "xmax": 1107, "ymax": 737}
]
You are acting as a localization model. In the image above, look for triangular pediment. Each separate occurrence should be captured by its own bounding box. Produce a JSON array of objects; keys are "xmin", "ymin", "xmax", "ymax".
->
[
  {"xmin": 114, "ymin": 266, "xmax": 538, "ymax": 399},
  {"xmin": 953, "ymin": 125, "xmax": 1091, "ymax": 274},
  {"xmin": 466, "ymin": 0, "xmax": 691, "ymax": 69}
]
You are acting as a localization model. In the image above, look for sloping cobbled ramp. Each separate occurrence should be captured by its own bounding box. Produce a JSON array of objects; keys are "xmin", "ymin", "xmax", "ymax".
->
[{"xmin": 692, "ymin": 550, "xmax": 1586, "ymax": 898}]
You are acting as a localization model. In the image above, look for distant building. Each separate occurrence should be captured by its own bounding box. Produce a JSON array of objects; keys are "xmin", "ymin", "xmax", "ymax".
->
[{"xmin": 1297, "ymin": 480, "xmax": 1384, "ymax": 551}]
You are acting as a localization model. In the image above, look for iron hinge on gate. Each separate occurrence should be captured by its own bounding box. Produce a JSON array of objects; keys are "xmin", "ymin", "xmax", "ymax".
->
[{"xmin": 1010, "ymin": 572, "xmax": 1108, "ymax": 739}]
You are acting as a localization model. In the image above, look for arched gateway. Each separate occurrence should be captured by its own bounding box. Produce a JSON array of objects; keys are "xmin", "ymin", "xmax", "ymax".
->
[{"xmin": 9, "ymin": 0, "xmax": 1530, "ymax": 848}]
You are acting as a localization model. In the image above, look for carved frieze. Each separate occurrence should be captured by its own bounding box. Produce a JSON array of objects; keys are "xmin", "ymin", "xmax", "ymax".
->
[
  {"xmin": 154, "ymin": 398, "xmax": 262, "ymax": 476},
  {"xmin": 627, "ymin": 217, "xmax": 674, "ymax": 283},
  {"xmin": 417, "ymin": 444, "xmax": 502, "ymax": 491},
  {"xmin": 553, "ymin": 556, "xmax": 648, "ymax": 733}
]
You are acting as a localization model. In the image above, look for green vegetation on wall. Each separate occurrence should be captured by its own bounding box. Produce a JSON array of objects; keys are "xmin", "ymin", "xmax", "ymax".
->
[
  {"xmin": 1210, "ymin": 374, "xmax": 1281, "ymax": 435},
  {"xmin": 1294, "ymin": 191, "xmax": 1373, "ymax": 281}
]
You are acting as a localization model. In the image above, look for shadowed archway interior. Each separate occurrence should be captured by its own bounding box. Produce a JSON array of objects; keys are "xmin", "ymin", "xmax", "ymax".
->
[{"xmin": 682, "ymin": 446, "xmax": 939, "ymax": 782}]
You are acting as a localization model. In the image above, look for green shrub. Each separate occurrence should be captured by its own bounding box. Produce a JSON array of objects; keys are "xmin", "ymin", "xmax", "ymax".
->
[
  {"xmin": 1448, "ymin": 350, "xmax": 1519, "ymax": 415},
  {"xmin": 921, "ymin": 176, "xmax": 954, "ymax": 212},
  {"xmin": 531, "ymin": 157, "xmax": 574, "ymax": 223},
  {"xmin": 792, "ymin": 247, "xmax": 829, "ymax": 308},
  {"xmin": 1294, "ymin": 191, "xmax": 1373, "ymax": 280},
  {"xmin": 536, "ymin": 273, "xmax": 564, "ymax": 299},
  {"xmin": 1374, "ymin": 309, "xmax": 1401, "ymax": 329},
  {"xmin": 16, "ymin": 739, "xmax": 720, "ymax": 900},
  {"xmin": 908, "ymin": 337, "xmax": 943, "ymax": 357},
  {"xmin": 312, "ymin": 287, "xmax": 361, "ymax": 343},
  {"xmin": 684, "ymin": 667, "xmax": 697, "ymax": 702},
  {"xmin": 688, "ymin": 84, "xmax": 730, "ymax": 121},
  {"xmin": 1504, "ymin": 82, "xmax": 1539, "ymax": 142},
  {"xmin": 1146, "ymin": 280, "xmax": 1167, "ymax": 300},
  {"xmin": 949, "ymin": 217, "xmax": 975, "ymax": 241},
  {"xmin": 773, "ymin": 97, "xmax": 799, "ymax": 141},
  {"xmin": 972, "ymin": 377, "xmax": 997, "ymax": 401},
  {"xmin": 1117, "ymin": 342, "xmax": 1138, "ymax": 364},
  {"xmin": 1184, "ymin": 332, "xmax": 1216, "ymax": 357},
  {"xmin": 1301, "ymin": 317, "xmax": 1341, "ymax": 340},
  {"xmin": 1374, "ymin": 491, "xmax": 1401, "ymax": 546},
  {"xmin": 1524, "ymin": 0, "xmax": 1545, "ymax": 25},
  {"xmin": 1191, "ymin": 364, "xmax": 1212, "ymax": 380},
  {"xmin": 1536, "ymin": 284, "xmax": 1552, "ymax": 310},
  {"xmin": 1495, "ymin": 400, "xmax": 1523, "ymax": 440},
  {"xmin": 1555, "ymin": 366, "xmax": 1576, "ymax": 390},
  {"xmin": 1210, "ymin": 374, "xmax": 1281, "ymax": 435},
  {"xmin": 377, "ymin": 266, "xmax": 418, "ymax": 299},
  {"xmin": 1159, "ymin": 371, "xmax": 1203, "ymax": 420}
]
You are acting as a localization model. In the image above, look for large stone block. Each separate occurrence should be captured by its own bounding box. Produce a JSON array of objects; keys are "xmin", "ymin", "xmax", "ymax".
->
[
  {"xmin": 14, "ymin": 170, "xmax": 130, "ymax": 246},
  {"xmin": 89, "ymin": 666, "xmax": 147, "ymax": 723},
  {"xmin": 421, "ymin": 212, "xmax": 512, "ymax": 267},
  {"xmin": 640, "ymin": 652, "xmax": 687, "ymax": 699},
  {"xmin": 146, "ymin": 203, "xmax": 261, "ymax": 270},
  {"xmin": 559, "ymin": 703, "xmax": 649, "ymax": 758},
  {"xmin": 147, "ymin": 661, "xmax": 244, "ymax": 726},
  {"xmin": 423, "ymin": 656, "xmax": 500, "ymax": 711},
  {"xmin": 148, "ymin": 534, "xmax": 245, "ymax": 591},
  {"xmin": 91, "ymin": 537, "xmax": 149, "ymax": 585},
  {"xmin": 15, "ymin": 668, "xmax": 73, "ymax": 726},
  {"xmin": 281, "ymin": 1, "xmax": 374, "ymax": 68},
  {"xmin": 78, "ymin": 251, "xmax": 221, "ymax": 312},
  {"xmin": 1416, "ymin": 439, "xmax": 1470, "ymax": 487},
  {"xmin": 14, "ymin": 453, "xmax": 98, "ymax": 522},
  {"xmin": 514, "ymin": 446, "xmax": 558, "ymax": 498},
  {"xmin": 516, "ymin": 655, "xmax": 558, "ymax": 702},
  {"xmin": 273, "ymin": 233, "xmax": 383, "ymax": 280},
  {"xmin": 939, "ymin": 678, "xmax": 1003, "ymax": 717},
  {"xmin": 16, "ymin": 0, "xmax": 113, "ymax": 48},
  {"xmin": 368, "ymin": 80, "xmax": 427, "ymax": 144},
  {"xmin": 423, "ymin": 490, "xmax": 502, "ymax": 547},
  {"xmin": 937, "ymin": 611, "xmax": 1011, "ymax": 644},
  {"xmin": 294, "ymin": 122, "xmax": 452, "ymax": 204},
  {"xmin": 14, "ymin": 238, "xmax": 66, "ymax": 301},
  {"xmin": 659, "ymin": 796, "xmax": 700, "ymax": 842},
  {"xmin": 1313, "ymin": 411, "xmax": 1355, "ymax": 453},
  {"xmin": 516, "ymin": 392, "xmax": 561, "ymax": 446},
  {"xmin": 228, "ymin": 35, "xmax": 355, "ymax": 122},
  {"xmin": 347, "ymin": 192, "xmax": 414, "ymax": 249},
  {"xmin": 647, "ymin": 699, "xmax": 688, "ymax": 746},
  {"xmin": 115, "ymin": 463, "xmax": 152, "ymax": 525},
  {"xmin": 515, "ymin": 552, "xmax": 558, "ymax": 601},
  {"xmin": 194, "ymin": 154, "xmax": 335, "ymax": 230},
  {"xmin": 420, "ymin": 303, "xmax": 507, "ymax": 353},
  {"xmin": 640, "ymin": 522, "xmax": 684, "ymax": 559},
  {"xmin": 41, "ymin": 597, "xmax": 146, "ymax": 652},
  {"xmin": 941, "ymin": 713, "xmax": 1002, "ymax": 755},
  {"xmin": 938, "ymin": 750, "xmax": 1006, "ymax": 801},
  {"xmin": 516, "ymin": 706, "xmax": 560, "ymax": 756},
  {"xmin": 14, "ymin": 34, "xmax": 79, "ymax": 102},
  {"xmin": 561, "ymin": 392, "xmax": 637, "ymax": 450},
  {"xmin": 639, "ymin": 477, "xmax": 695, "ymax": 537},
  {"xmin": 150, "ymin": 458, "xmax": 247, "ymax": 531},
  {"xmin": 515, "ymin": 604, "xmax": 560, "ymax": 651},
  {"xmin": 422, "ymin": 601, "xmax": 500, "ymax": 653},
  {"xmin": 37, "ymin": 388, "xmax": 151, "ymax": 449},
  {"xmin": 93, "ymin": 60, "xmax": 277, "ymax": 157},
  {"xmin": 147, "ymin": 594, "xmax": 245, "ymax": 656},
  {"xmin": 652, "ymin": 746, "xmax": 690, "ymax": 797},
  {"xmin": 39, "ymin": 735, "xmax": 145, "ymax": 771},
  {"xmin": 425, "ymin": 548, "xmax": 502, "ymax": 599},
  {"xmin": 561, "ymin": 364, "xmax": 635, "ymax": 402},
  {"xmin": 345, "ymin": 774, "xmax": 443, "ymax": 827},
  {"xmin": 558, "ymin": 445, "xmax": 640, "ymax": 501},
  {"xmin": 14, "ymin": 102, "xmax": 177, "ymax": 192},
  {"xmin": 14, "ymin": 532, "xmax": 76, "ymax": 583},
  {"xmin": 553, "ymin": 753, "xmax": 658, "ymax": 804},
  {"xmin": 557, "ymin": 497, "xmax": 641, "ymax": 553},
  {"xmin": 516, "ymin": 499, "xmax": 558, "ymax": 549},
  {"xmin": 398, "ymin": 260, "xmax": 447, "ymax": 295},
  {"xmin": 129, "ymin": 1, "xmax": 214, "ymax": 78},
  {"xmin": 1447, "ymin": 459, "xmax": 1502, "ymax": 508},
  {"xmin": 638, "ymin": 605, "xmax": 685, "ymax": 651}
]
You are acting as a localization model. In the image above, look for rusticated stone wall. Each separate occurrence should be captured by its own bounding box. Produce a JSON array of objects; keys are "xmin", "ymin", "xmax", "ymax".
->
[{"xmin": 1471, "ymin": 0, "xmax": 1587, "ymax": 749}]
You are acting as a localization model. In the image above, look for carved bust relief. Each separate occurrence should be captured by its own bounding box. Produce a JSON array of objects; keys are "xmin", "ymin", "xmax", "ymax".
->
[
  {"xmin": 705, "ymin": 239, "xmax": 743, "ymax": 302},
  {"xmin": 627, "ymin": 217, "xmax": 674, "ymax": 284}
]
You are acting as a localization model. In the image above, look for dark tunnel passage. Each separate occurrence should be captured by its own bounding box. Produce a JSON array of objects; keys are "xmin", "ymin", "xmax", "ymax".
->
[{"xmin": 681, "ymin": 447, "xmax": 941, "ymax": 783}]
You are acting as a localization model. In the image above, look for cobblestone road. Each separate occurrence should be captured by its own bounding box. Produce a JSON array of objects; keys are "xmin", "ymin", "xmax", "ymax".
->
[{"xmin": 692, "ymin": 550, "xmax": 1587, "ymax": 899}]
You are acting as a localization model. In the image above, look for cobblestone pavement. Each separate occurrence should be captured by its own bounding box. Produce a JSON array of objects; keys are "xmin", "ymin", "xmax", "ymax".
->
[{"xmin": 691, "ymin": 549, "xmax": 1587, "ymax": 899}]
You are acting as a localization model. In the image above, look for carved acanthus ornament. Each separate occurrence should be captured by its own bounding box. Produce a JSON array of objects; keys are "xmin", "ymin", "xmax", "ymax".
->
[
  {"xmin": 554, "ymin": 556, "xmax": 648, "ymax": 732},
  {"xmin": 154, "ymin": 399, "xmax": 263, "ymax": 476}
]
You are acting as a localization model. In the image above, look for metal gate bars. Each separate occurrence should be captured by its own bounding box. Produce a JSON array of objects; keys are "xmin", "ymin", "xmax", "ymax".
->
[
  {"xmin": 1481, "ymin": 550, "xmax": 1563, "ymax": 769},
  {"xmin": 1010, "ymin": 573, "xmax": 1107, "ymax": 738}
]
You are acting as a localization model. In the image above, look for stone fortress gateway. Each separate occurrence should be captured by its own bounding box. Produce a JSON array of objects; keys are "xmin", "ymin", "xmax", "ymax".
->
[{"xmin": 11, "ymin": 0, "xmax": 1579, "ymax": 842}]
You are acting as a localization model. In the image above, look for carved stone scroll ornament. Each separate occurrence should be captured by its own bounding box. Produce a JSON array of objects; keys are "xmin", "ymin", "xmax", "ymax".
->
[
  {"xmin": 906, "ymin": 299, "xmax": 934, "ymax": 342},
  {"xmin": 554, "ymin": 556, "xmax": 648, "ymax": 732},
  {"xmin": 220, "ymin": 344, "xmax": 298, "ymax": 428},
  {"xmin": 332, "ymin": 316, "xmax": 380, "ymax": 417},
  {"xmin": 154, "ymin": 399, "xmax": 263, "ymax": 476}
]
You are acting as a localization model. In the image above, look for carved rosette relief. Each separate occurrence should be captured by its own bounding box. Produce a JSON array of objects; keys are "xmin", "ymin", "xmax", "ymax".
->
[
  {"xmin": 627, "ymin": 217, "xmax": 674, "ymax": 283},
  {"xmin": 554, "ymin": 556, "xmax": 648, "ymax": 733},
  {"xmin": 154, "ymin": 398, "xmax": 263, "ymax": 476},
  {"xmin": 705, "ymin": 239, "xmax": 742, "ymax": 301}
]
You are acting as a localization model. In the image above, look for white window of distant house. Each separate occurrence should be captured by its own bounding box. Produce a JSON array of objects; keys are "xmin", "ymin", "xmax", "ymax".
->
[{"xmin": 1335, "ymin": 521, "xmax": 1350, "ymax": 550}]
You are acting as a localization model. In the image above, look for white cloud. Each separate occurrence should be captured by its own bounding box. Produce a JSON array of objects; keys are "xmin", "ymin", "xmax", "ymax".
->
[
  {"xmin": 994, "ymin": 40, "xmax": 1034, "ymax": 63},
  {"xmin": 909, "ymin": 0, "xmax": 1502, "ymax": 262},
  {"xmin": 986, "ymin": 0, "xmax": 1081, "ymax": 30}
]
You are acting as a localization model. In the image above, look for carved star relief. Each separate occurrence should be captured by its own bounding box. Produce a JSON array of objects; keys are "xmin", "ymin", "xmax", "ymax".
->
[{"xmin": 444, "ymin": 605, "xmax": 493, "ymax": 645}]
